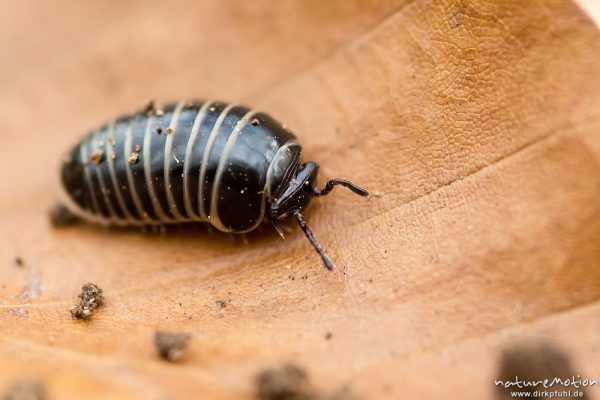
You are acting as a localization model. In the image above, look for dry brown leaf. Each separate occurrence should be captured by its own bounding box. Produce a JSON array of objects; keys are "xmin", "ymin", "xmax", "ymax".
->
[{"xmin": 0, "ymin": 1, "xmax": 599, "ymax": 399}]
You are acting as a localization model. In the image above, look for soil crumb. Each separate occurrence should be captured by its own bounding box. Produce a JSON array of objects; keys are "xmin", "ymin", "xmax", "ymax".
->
[
  {"xmin": 252, "ymin": 118, "xmax": 260, "ymax": 126},
  {"xmin": 324, "ymin": 332, "xmax": 332, "ymax": 340},
  {"xmin": 70, "ymin": 283, "xmax": 103, "ymax": 320},
  {"xmin": 2, "ymin": 379, "xmax": 47, "ymax": 400},
  {"xmin": 255, "ymin": 363, "xmax": 316, "ymax": 400},
  {"xmin": 48, "ymin": 203, "xmax": 78, "ymax": 227},
  {"xmin": 154, "ymin": 330, "xmax": 190, "ymax": 362}
]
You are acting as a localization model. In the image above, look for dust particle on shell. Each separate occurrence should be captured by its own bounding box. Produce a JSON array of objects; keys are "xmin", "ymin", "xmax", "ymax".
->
[
  {"xmin": 1, "ymin": 379, "xmax": 47, "ymax": 400},
  {"xmin": 134, "ymin": 144, "xmax": 142, "ymax": 152},
  {"xmin": 154, "ymin": 331, "xmax": 191, "ymax": 362},
  {"xmin": 70, "ymin": 282, "xmax": 103, "ymax": 320},
  {"xmin": 251, "ymin": 118, "xmax": 260, "ymax": 126},
  {"xmin": 128, "ymin": 153, "xmax": 139, "ymax": 165},
  {"xmin": 89, "ymin": 149, "xmax": 104, "ymax": 164},
  {"xmin": 255, "ymin": 363, "xmax": 316, "ymax": 400},
  {"xmin": 48, "ymin": 203, "xmax": 78, "ymax": 227}
]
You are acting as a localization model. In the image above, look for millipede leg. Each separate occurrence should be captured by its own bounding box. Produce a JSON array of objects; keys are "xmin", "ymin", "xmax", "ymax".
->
[{"xmin": 293, "ymin": 211, "xmax": 334, "ymax": 271}]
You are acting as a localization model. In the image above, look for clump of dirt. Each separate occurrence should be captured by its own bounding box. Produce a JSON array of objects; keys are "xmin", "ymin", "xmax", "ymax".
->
[
  {"xmin": 251, "ymin": 118, "xmax": 260, "ymax": 126},
  {"xmin": 2, "ymin": 379, "xmax": 47, "ymax": 400},
  {"xmin": 255, "ymin": 364, "xmax": 361, "ymax": 400},
  {"xmin": 70, "ymin": 283, "xmax": 103, "ymax": 320},
  {"xmin": 255, "ymin": 363, "xmax": 316, "ymax": 400},
  {"xmin": 48, "ymin": 203, "xmax": 78, "ymax": 227},
  {"xmin": 154, "ymin": 331, "xmax": 190, "ymax": 362}
]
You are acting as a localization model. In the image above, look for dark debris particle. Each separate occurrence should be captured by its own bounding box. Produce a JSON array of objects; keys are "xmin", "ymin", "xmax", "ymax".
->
[
  {"xmin": 48, "ymin": 203, "xmax": 78, "ymax": 227},
  {"xmin": 70, "ymin": 283, "xmax": 103, "ymax": 320},
  {"xmin": 2, "ymin": 379, "xmax": 47, "ymax": 400},
  {"xmin": 496, "ymin": 340, "xmax": 581, "ymax": 399},
  {"xmin": 324, "ymin": 332, "xmax": 332, "ymax": 340},
  {"xmin": 156, "ymin": 127, "xmax": 163, "ymax": 134},
  {"xmin": 255, "ymin": 363, "xmax": 316, "ymax": 400},
  {"xmin": 142, "ymin": 100, "xmax": 156, "ymax": 115},
  {"xmin": 251, "ymin": 118, "xmax": 260, "ymax": 126},
  {"xmin": 154, "ymin": 330, "xmax": 190, "ymax": 362},
  {"xmin": 13, "ymin": 257, "xmax": 24, "ymax": 268}
]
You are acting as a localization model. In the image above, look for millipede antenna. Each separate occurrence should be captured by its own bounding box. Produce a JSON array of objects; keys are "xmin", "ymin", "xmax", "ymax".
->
[{"xmin": 313, "ymin": 178, "xmax": 369, "ymax": 197}]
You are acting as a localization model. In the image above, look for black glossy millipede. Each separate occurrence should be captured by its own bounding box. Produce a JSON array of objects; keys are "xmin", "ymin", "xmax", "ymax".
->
[{"xmin": 59, "ymin": 100, "xmax": 369, "ymax": 271}]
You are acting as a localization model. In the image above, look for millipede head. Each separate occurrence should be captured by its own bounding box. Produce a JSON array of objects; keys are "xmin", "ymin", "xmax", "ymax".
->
[{"xmin": 268, "ymin": 161, "xmax": 369, "ymax": 271}]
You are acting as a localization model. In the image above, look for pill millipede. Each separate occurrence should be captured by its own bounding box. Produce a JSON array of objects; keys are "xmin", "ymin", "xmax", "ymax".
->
[{"xmin": 59, "ymin": 100, "xmax": 369, "ymax": 271}]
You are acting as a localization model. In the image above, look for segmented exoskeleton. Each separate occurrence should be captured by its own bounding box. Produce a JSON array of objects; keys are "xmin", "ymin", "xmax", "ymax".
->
[{"xmin": 59, "ymin": 100, "xmax": 368, "ymax": 270}]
